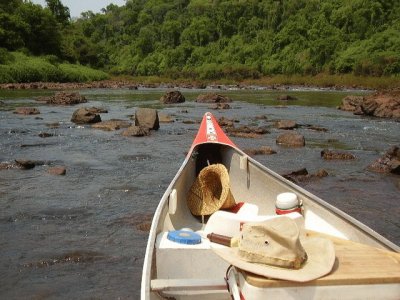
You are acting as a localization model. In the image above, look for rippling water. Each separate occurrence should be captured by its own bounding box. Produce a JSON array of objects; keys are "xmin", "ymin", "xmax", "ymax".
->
[{"xmin": 1, "ymin": 88, "xmax": 399, "ymax": 299}]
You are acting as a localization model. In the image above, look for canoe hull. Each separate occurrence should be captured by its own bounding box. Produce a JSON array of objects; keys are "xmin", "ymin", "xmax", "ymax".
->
[{"xmin": 141, "ymin": 112, "xmax": 399, "ymax": 300}]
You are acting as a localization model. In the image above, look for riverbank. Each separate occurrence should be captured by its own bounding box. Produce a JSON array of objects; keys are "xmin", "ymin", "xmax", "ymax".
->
[{"xmin": 0, "ymin": 74, "xmax": 399, "ymax": 91}]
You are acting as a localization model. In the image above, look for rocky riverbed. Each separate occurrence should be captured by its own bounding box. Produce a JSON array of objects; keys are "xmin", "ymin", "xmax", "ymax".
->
[{"xmin": 0, "ymin": 87, "xmax": 399, "ymax": 299}]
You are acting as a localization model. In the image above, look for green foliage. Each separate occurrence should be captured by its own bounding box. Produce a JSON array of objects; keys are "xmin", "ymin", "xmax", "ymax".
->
[
  {"xmin": 69, "ymin": 0, "xmax": 399, "ymax": 78},
  {"xmin": 58, "ymin": 63, "xmax": 109, "ymax": 82},
  {"xmin": 0, "ymin": 52, "xmax": 109, "ymax": 83},
  {"xmin": 45, "ymin": 0, "xmax": 70, "ymax": 26},
  {"xmin": 1, "ymin": 0, "xmax": 400, "ymax": 82}
]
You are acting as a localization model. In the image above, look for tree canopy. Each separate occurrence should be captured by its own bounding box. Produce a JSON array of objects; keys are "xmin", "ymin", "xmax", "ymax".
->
[{"xmin": 1, "ymin": 0, "xmax": 400, "ymax": 80}]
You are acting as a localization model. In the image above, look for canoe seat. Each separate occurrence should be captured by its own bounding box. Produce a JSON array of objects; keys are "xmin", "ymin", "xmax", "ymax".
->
[
  {"xmin": 240, "ymin": 230, "xmax": 400, "ymax": 288},
  {"xmin": 151, "ymin": 278, "xmax": 226, "ymax": 292}
]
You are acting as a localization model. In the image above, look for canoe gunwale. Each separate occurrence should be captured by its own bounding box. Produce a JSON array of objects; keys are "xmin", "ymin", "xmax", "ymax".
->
[{"xmin": 242, "ymin": 148, "xmax": 400, "ymax": 253}]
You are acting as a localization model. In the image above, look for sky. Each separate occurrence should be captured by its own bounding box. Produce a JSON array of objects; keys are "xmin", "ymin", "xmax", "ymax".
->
[{"xmin": 30, "ymin": 0, "xmax": 126, "ymax": 18}]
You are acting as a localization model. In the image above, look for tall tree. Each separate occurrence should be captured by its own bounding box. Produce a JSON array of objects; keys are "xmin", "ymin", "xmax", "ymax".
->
[{"xmin": 45, "ymin": 0, "xmax": 70, "ymax": 26}]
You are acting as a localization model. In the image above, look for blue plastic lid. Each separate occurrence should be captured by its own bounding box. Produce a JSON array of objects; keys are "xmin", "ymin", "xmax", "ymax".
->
[{"xmin": 167, "ymin": 230, "xmax": 202, "ymax": 245}]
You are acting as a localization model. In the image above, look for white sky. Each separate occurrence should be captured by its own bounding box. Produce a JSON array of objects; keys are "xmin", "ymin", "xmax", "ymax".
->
[{"xmin": 30, "ymin": 0, "xmax": 126, "ymax": 17}]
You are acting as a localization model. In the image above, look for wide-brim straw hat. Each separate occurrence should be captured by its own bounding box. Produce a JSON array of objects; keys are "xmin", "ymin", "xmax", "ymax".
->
[
  {"xmin": 187, "ymin": 163, "xmax": 236, "ymax": 216},
  {"xmin": 213, "ymin": 217, "xmax": 335, "ymax": 282}
]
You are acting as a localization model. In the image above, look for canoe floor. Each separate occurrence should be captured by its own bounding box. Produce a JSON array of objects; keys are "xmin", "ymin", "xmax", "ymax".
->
[{"xmin": 242, "ymin": 230, "xmax": 400, "ymax": 288}]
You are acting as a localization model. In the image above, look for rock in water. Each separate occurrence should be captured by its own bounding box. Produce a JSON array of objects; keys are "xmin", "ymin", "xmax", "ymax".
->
[
  {"xmin": 48, "ymin": 166, "xmax": 66, "ymax": 176},
  {"xmin": 71, "ymin": 108, "xmax": 102, "ymax": 124},
  {"xmin": 134, "ymin": 108, "xmax": 159, "ymax": 130},
  {"xmin": 122, "ymin": 126, "xmax": 150, "ymax": 137},
  {"xmin": 160, "ymin": 91, "xmax": 185, "ymax": 104},
  {"xmin": 14, "ymin": 107, "xmax": 40, "ymax": 115},
  {"xmin": 276, "ymin": 132, "xmax": 305, "ymax": 147},
  {"xmin": 195, "ymin": 93, "xmax": 232, "ymax": 103}
]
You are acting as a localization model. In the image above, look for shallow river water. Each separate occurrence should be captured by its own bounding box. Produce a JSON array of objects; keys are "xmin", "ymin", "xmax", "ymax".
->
[{"xmin": 0, "ymin": 87, "xmax": 399, "ymax": 299}]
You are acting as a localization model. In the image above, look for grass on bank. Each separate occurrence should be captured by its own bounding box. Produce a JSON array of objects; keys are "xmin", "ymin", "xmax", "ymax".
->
[
  {"xmin": 0, "ymin": 52, "xmax": 109, "ymax": 83},
  {"xmin": 1, "ymin": 51, "xmax": 398, "ymax": 90}
]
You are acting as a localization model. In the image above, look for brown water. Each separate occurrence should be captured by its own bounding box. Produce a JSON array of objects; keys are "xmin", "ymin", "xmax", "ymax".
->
[{"xmin": 1, "ymin": 88, "xmax": 399, "ymax": 299}]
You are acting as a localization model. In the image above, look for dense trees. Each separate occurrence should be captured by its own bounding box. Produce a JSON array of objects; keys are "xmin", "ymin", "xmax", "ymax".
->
[
  {"xmin": 0, "ymin": 0, "xmax": 399, "ymax": 82},
  {"xmin": 81, "ymin": 0, "xmax": 399, "ymax": 78}
]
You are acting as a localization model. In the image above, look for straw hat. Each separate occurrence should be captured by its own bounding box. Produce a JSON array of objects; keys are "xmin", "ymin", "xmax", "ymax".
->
[
  {"xmin": 213, "ymin": 217, "xmax": 335, "ymax": 282},
  {"xmin": 187, "ymin": 164, "xmax": 236, "ymax": 216}
]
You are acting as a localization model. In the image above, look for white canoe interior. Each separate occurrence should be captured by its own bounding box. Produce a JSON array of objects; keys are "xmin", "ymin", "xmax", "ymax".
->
[{"xmin": 142, "ymin": 143, "xmax": 400, "ymax": 300}]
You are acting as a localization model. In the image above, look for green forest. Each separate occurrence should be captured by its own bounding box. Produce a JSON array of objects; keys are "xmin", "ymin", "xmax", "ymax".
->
[{"xmin": 1, "ymin": 0, "xmax": 400, "ymax": 84}]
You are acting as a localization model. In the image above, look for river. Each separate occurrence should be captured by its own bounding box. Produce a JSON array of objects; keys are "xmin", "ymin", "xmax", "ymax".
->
[{"xmin": 0, "ymin": 87, "xmax": 399, "ymax": 299}]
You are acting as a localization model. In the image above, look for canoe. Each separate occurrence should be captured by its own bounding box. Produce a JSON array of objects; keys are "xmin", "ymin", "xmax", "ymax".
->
[{"xmin": 141, "ymin": 112, "xmax": 400, "ymax": 299}]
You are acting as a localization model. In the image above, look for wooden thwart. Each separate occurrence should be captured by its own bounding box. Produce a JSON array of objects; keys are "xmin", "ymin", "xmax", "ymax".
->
[
  {"xmin": 151, "ymin": 278, "xmax": 227, "ymax": 292},
  {"xmin": 242, "ymin": 230, "xmax": 400, "ymax": 288}
]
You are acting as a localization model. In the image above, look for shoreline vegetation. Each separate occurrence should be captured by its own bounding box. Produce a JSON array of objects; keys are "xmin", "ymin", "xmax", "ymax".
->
[
  {"xmin": 1, "ymin": 1, "xmax": 400, "ymax": 93},
  {"xmin": 0, "ymin": 74, "xmax": 399, "ymax": 91}
]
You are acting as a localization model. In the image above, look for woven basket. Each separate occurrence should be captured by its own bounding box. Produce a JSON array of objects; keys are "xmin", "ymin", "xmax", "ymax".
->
[{"xmin": 187, "ymin": 164, "xmax": 236, "ymax": 216}]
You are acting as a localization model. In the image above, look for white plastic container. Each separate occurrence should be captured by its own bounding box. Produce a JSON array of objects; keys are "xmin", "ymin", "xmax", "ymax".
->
[{"xmin": 276, "ymin": 192, "xmax": 301, "ymax": 215}]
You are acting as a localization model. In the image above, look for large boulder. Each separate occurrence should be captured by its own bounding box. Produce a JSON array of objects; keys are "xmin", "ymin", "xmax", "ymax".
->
[
  {"xmin": 160, "ymin": 91, "xmax": 185, "ymax": 104},
  {"xmin": 338, "ymin": 95, "xmax": 364, "ymax": 112},
  {"xmin": 338, "ymin": 90, "xmax": 400, "ymax": 120},
  {"xmin": 135, "ymin": 108, "xmax": 159, "ymax": 130},
  {"xmin": 368, "ymin": 146, "xmax": 400, "ymax": 175},
  {"xmin": 363, "ymin": 91, "xmax": 400, "ymax": 119},
  {"xmin": 195, "ymin": 93, "xmax": 232, "ymax": 103},
  {"xmin": 276, "ymin": 132, "xmax": 305, "ymax": 147},
  {"xmin": 71, "ymin": 107, "xmax": 101, "ymax": 124}
]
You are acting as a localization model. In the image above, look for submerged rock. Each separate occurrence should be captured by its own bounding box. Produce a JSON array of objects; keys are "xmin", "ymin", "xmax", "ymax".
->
[
  {"xmin": 277, "ymin": 95, "xmax": 297, "ymax": 101},
  {"xmin": 276, "ymin": 132, "xmax": 305, "ymax": 147},
  {"xmin": 38, "ymin": 132, "xmax": 54, "ymax": 138},
  {"xmin": 15, "ymin": 159, "xmax": 35, "ymax": 169},
  {"xmin": 48, "ymin": 166, "xmax": 66, "ymax": 176},
  {"xmin": 282, "ymin": 168, "xmax": 328, "ymax": 183},
  {"xmin": 122, "ymin": 126, "xmax": 150, "ymax": 137},
  {"xmin": 209, "ymin": 103, "xmax": 231, "ymax": 110},
  {"xmin": 226, "ymin": 125, "xmax": 269, "ymax": 138},
  {"xmin": 158, "ymin": 113, "xmax": 174, "ymax": 123},
  {"xmin": 218, "ymin": 117, "xmax": 237, "ymax": 128},
  {"xmin": 244, "ymin": 146, "xmax": 277, "ymax": 156},
  {"xmin": 196, "ymin": 93, "xmax": 232, "ymax": 103},
  {"xmin": 275, "ymin": 120, "xmax": 297, "ymax": 130},
  {"xmin": 92, "ymin": 119, "xmax": 131, "ymax": 131},
  {"xmin": 13, "ymin": 107, "xmax": 40, "ymax": 115},
  {"xmin": 321, "ymin": 149, "xmax": 356, "ymax": 160}
]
